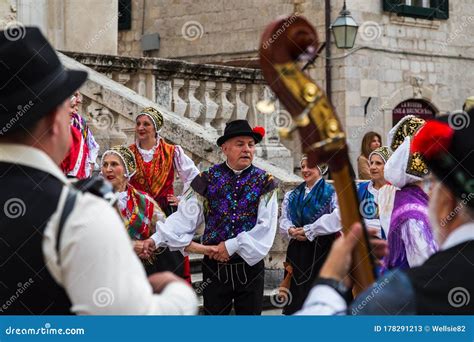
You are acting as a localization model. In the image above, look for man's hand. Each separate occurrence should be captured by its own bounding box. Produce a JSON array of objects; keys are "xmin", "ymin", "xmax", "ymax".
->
[
  {"xmin": 204, "ymin": 245, "xmax": 219, "ymax": 257},
  {"xmin": 211, "ymin": 241, "xmax": 230, "ymax": 262},
  {"xmin": 319, "ymin": 222, "xmax": 364, "ymax": 287},
  {"xmin": 148, "ymin": 271, "xmax": 186, "ymax": 294}
]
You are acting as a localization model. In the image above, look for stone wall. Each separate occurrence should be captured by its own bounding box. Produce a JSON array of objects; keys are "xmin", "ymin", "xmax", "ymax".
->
[
  {"xmin": 117, "ymin": 0, "xmax": 474, "ymax": 168},
  {"xmin": 0, "ymin": 0, "xmax": 118, "ymax": 55}
]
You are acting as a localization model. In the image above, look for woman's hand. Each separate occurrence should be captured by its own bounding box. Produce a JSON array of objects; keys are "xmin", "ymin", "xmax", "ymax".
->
[
  {"xmin": 133, "ymin": 240, "xmax": 145, "ymax": 257},
  {"xmin": 290, "ymin": 227, "xmax": 308, "ymax": 241}
]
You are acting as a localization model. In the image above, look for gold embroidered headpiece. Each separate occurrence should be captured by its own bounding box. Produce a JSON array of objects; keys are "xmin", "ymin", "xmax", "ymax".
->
[
  {"xmin": 369, "ymin": 146, "xmax": 392, "ymax": 164},
  {"xmin": 388, "ymin": 115, "xmax": 426, "ymax": 151},
  {"xmin": 136, "ymin": 107, "xmax": 164, "ymax": 132},
  {"xmin": 102, "ymin": 145, "xmax": 137, "ymax": 178}
]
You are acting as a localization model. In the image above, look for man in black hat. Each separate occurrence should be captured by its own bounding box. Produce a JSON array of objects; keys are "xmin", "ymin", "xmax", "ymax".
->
[
  {"xmin": 144, "ymin": 120, "xmax": 279, "ymax": 315},
  {"xmin": 0, "ymin": 27, "xmax": 197, "ymax": 314},
  {"xmin": 296, "ymin": 110, "xmax": 474, "ymax": 315}
]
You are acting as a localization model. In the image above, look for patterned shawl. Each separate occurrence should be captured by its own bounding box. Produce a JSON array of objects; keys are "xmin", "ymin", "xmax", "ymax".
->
[
  {"xmin": 129, "ymin": 139, "xmax": 175, "ymax": 200},
  {"xmin": 120, "ymin": 185, "xmax": 159, "ymax": 240},
  {"xmin": 288, "ymin": 178, "xmax": 334, "ymax": 227}
]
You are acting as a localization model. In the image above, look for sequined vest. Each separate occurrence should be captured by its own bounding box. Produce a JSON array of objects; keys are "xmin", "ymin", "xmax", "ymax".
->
[{"xmin": 191, "ymin": 163, "xmax": 276, "ymax": 245}]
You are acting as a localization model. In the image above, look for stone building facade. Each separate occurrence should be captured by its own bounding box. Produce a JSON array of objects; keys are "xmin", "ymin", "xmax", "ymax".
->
[
  {"xmin": 2, "ymin": 0, "xmax": 472, "ymax": 167},
  {"xmin": 116, "ymin": 0, "xmax": 472, "ymax": 167}
]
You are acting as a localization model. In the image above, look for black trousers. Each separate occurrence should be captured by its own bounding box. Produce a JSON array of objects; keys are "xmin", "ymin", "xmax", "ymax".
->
[
  {"xmin": 202, "ymin": 255, "xmax": 264, "ymax": 315},
  {"xmin": 143, "ymin": 247, "xmax": 185, "ymax": 277}
]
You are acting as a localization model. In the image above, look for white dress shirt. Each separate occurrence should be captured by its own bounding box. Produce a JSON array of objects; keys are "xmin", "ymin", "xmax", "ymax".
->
[
  {"xmin": 0, "ymin": 143, "xmax": 198, "ymax": 315},
  {"xmin": 136, "ymin": 137, "xmax": 199, "ymax": 193},
  {"xmin": 296, "ymin": 222, "xmax": 474, "ymax": 315},
  {"xmin": 151, "ymin": 164, "xmax": 278, "ymax": 266}
]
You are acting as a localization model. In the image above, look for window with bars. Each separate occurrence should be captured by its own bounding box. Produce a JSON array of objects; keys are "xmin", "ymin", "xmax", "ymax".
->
[
  {"xmin": 383, "ymin": 0, "xmax": 449, "ymax": 20},
  {"xmin": 118, "ymin": 0, "xmax": 132, "ymax": 30}
]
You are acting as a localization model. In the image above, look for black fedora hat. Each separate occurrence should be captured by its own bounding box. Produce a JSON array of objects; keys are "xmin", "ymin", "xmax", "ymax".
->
[
  {"xmin": 216, "ymin": 120, "xmax": 265, "ymax": 146},
  {"xmin": 0, "ymin": 27, "xmax": 87, "ymax": 134}
]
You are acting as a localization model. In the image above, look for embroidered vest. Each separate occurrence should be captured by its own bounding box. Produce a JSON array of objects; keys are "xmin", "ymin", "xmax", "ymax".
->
[{"xmin": 192, "ymin": 163, "xmax": 276, "ymax": 245}]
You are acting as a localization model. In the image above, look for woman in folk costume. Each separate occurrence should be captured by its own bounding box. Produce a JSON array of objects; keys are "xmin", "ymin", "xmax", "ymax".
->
[
  {"xmin": 303, "ymin": 146, "xmax": 395, "ymax": 244},
  {"xmin": 279, "ymin": 157, "xmax": 338, "ymax": 315},
  {"xmin": 101, "ymin": 145, "xmax": 213, "ymax": 275},
  {"xmin": 129, "ymin": 107, "xmax": 199, "ymax": 282},
  {"xmin": 358, "ymin": 146, "xmax": 396, "ymax": 239},
  {"xmin": 383, "ymin": 115, "xmax": 438, "ymax": 270},
  {"xmin": 61, "ymin": 92, "xmax": 99, "ymax": 179}
]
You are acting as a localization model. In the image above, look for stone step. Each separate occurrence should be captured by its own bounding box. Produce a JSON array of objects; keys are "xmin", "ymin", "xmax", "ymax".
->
[{"xmin": 188, "ymin": 253, "xmax": 203, "ymax": 274}]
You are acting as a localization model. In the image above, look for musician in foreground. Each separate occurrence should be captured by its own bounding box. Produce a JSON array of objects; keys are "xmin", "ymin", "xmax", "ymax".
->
[{"xmin": 297, "ymin": 112, "xmax": 474, "ymax": 315}]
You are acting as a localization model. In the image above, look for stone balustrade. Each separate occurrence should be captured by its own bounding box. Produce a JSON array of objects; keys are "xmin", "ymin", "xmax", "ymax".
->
[{"xmin": 62, "ymin": 51, "xmax": 293, "ymax": 172}]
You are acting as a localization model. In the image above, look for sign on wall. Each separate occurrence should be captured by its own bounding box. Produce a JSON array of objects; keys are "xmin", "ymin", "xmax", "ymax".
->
[{"xmin": 392, "ymin": 99, "xmax": 437, "ymax": 126}]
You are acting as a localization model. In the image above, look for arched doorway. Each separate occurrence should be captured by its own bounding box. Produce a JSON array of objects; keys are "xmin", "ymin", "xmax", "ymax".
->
[{"xmin": 392, "ymin": 99, "xmax": 437, "ymax": 126}]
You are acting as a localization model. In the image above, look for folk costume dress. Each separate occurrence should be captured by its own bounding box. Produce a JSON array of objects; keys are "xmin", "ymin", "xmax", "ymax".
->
[
  {"xmin": 279, "ymin": 178, "xmax": 337, "ymax": 314},
  {"xmin": 383, "ymin": 116, "xmax": 438, "ymax": 270},
  {"xmin": 116, "ymin": 184, "xmax": 166, "ymax": 275},
  {"xmin": 61, "ymin": 111, "xmax": 99, "ymax": 179},
  {"xmin": 129, "ymin": 107, "xmax": 199, "ymax": 282}
]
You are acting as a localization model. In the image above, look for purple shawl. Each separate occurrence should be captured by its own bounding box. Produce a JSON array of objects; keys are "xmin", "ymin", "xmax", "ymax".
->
[{"xmin": 384, "ymin": 185, "xmax": 437, "ymax": 270}]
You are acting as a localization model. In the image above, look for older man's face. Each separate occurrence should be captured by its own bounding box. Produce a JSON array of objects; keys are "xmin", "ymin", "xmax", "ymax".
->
[{"xmin": 222, "ymin": 136, "xmax": 256, "ymax": 171}]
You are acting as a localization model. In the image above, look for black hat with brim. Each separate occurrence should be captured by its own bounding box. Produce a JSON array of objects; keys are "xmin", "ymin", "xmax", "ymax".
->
[
  {"xmin": 0, "ymin": 27, "xmax": 87, "ymax": 134},
  {"xmin": 216, "ymin": 120, "xmax": 263, "ymax": 146}
]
